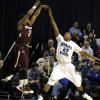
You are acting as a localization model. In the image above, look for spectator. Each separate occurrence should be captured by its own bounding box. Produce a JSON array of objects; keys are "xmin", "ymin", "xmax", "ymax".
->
[
  {"xmin": 69, "ymin": 21, "xmax": 83, "ymax": 45},
  {"xmin": 79, "ymin": 40, "xmax": 94, "ymax": 61},
  {"xmin": 88, "ymin": 36, "xmax": 97, "ymax": 56},
  {"xmin": 83, "ymin": 23, "xmax": 95, "ymax": 37},
  {"xmin": 27, "ymin": 63, "xmax": 43, "ymax": 100},
  {"xmin": 36, "ymin": 51, "xmax": 50, "ymax": 76}
]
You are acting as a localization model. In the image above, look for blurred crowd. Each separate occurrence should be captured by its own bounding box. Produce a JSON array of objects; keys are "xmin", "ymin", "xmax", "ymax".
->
[{"xmin": 0, "ymin": 21, "xmax": 100, "ymax": 100}]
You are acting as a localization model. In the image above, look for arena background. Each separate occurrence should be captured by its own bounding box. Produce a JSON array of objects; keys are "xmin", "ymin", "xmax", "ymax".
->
[{"xmin": 0, "ymin": 0, "xmax": 100, "ymax": 75}]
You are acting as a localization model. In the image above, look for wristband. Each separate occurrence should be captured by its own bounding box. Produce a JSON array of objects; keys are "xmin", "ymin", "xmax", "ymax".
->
[{"xmin": 32, "ymin": 5, "xmax": 36, "ymax": 9}]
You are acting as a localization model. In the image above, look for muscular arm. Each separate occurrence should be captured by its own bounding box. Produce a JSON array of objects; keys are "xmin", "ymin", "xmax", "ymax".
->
[
  {"xmin": 27, "ymin": 0, "xmax": 40, "ymax": 18},
  {"xmin": 30, "ymin": 5, "xmax": 51, "ymax": 26},
  {"xmin": 80, "ymin": 51, "xmax": 100, "ymax": 62},
  {"xmin": 18, "ymin": 0, "xmax": 40, "ymax": 30},
  {"xmin": 29, "ymin": 5, "xmax": 42, "ymax": 26},
  {"xmin": 49, "ymin": 9, "xmax": 60, "ymax": 38}
]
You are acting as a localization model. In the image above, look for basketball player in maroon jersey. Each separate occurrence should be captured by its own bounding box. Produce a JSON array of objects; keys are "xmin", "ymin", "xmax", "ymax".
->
[{"xmin": 2, "ymin": 0, "xmax": 49, "ymax": 94}]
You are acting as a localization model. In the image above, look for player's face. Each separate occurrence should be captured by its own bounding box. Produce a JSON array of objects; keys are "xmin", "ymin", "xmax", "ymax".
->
[{"xmin": 64, "ymin": 32, "xmax": 71, "ymax": 41}]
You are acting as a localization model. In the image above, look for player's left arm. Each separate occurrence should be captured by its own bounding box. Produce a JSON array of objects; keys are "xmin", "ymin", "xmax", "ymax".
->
[
  {"xmin": 80, "ymin": 51, "xmax": 100, "ymax": 62},
  {"xmin": 29, "ymin": 5, "xmax": 49, "ymax": 26},
  {"xmin": 74, "ymin": 42, "xmax": 100, "ymax": 62}
]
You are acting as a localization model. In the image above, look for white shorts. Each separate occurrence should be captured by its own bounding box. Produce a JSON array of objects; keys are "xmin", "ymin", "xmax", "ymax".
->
[{"xmin": 47, "ymin": 63, "xmax": 82, "ymax": 87}]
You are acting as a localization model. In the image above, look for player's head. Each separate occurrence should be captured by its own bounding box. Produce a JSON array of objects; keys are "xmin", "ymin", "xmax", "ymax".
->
[{"xmin": 64, "ymin": 32, "xmax": 72, "ymax": 41}]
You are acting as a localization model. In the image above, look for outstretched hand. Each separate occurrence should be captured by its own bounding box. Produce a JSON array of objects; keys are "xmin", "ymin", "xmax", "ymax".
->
[{"xmin": 34, "ymin": 0, "xmax": 41, "ymax": 7}]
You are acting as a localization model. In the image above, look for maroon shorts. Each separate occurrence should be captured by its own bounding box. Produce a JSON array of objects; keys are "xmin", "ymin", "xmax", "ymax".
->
[{"xmin": 14, "ymin": 45, "xmax": 29, "ymax": 70}]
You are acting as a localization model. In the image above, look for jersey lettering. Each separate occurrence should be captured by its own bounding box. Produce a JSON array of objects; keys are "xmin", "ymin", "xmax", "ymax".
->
[
  {"xmin": 60, "ymin": 47, "xmax": 69, "ymax": 56},
  {"xmin": 60, "ymin": 42, "xmax": 72, "ymax": 56}
]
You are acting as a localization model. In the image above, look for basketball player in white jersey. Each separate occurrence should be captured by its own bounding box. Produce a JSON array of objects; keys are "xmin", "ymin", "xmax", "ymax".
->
[{"xmin": 43, "ymin": 9, "xmax": 100, "ymax": 100}]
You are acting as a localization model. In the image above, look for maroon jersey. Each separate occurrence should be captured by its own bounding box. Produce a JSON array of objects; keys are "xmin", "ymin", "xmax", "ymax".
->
[
  {"xmin": 17, "ymin": 25, "xmax": 32, "ymax": 47},
  {"xmin": 14, "ymin": 25, "xmax": 32, "ymax": 69}
]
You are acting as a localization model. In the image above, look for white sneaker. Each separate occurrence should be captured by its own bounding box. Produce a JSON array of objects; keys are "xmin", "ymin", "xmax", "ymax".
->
[
  {"xmin": 65, "ymin": 95, "xmax": 69, "ymax": 99},
  {"xmin": 16, "ymin": 86, "xmax": 28, "ymax": 94},
  {"xmin": 28, "ymin": 90, "xmax": 34, "ymax": 94},
  {"xmin": 22, "ymin": 85, "xmax": 34, "ymax": 94},
  {"xmin": 82, "ymin": 93, "xmax": 93, "ymax": 100},
  {"xmin": 2, "ymin": 75, "xmax": 14, "ymax": 82},
  {"xmin": 38, "ymin": 95, "xmax": 43, "ymax": 100}
]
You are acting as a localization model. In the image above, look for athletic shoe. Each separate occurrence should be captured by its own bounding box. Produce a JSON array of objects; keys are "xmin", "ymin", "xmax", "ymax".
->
[
  {"xmin": 82, "ymin": 93, "xmax": 93, "ymax": 100},
  {"xmin": 16, "ymin": 86, "xmax": 28, "ymax": 94},
  {"xmin": 22, "ymin": 85, "xmax": 34, "ymax": 94}
]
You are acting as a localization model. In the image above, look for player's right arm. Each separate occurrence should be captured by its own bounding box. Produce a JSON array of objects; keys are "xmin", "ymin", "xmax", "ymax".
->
[
  {"xmin": 49, "ymin": 9, "xmax": 60, "ymax": 38},
  {"xmin": 27, "ymin": 0, "xmax": 40, "ymax": 18},
  {"xmin": 80, "ymin": 51, "xmax": 100, "ymax": 62},
  {"xmin": 18, "ymin": 0, "xmax": 40, "ymax": 30}
]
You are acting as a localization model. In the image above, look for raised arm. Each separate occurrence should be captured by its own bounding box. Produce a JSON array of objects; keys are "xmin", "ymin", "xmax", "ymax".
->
[
  {"xmin": 30, "ymin": 5, "xmax": 50, "ymax": 26},
  {"xmin": 49, "ymin": 9, "xmax": 60, "ymax": 38},
  {"xmin": 18, "ymin": 0, "xmax": 40, "ymax": 30},
  {"xmin": 29, "ymin": 5, "xmax": 42, "ymax": 26},
  {"xmin": 27, "ymin": 0, "xmax": 40, "ymax": 18}
]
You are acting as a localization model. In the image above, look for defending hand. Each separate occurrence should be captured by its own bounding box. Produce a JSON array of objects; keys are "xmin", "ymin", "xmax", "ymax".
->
[{"xmin": 41, "ymin": 5, "xmax": 50, "ymax": 10}]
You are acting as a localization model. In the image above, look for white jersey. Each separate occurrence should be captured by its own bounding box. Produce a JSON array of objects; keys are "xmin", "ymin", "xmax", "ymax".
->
[{"xmin": 56, "ymin": 34, "xmax": 82, "ymax": 63}]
